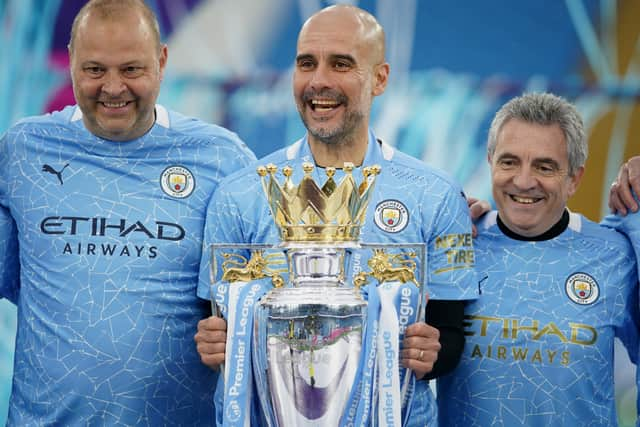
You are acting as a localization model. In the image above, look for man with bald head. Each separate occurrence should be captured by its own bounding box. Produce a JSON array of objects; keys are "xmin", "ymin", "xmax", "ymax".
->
[
  {"xmin": 195, "ymin": 5, "xmax": 477, "ymax": 426},
  {"xmin": 0, "ymin": 0, "xmax": 255, "ymax": 424}
]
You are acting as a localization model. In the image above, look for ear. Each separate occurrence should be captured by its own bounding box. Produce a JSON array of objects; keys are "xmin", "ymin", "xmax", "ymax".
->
[
  {"xmin": 372, "ymin": 62, "xmax": 389, "ymax": 96},
  {"xmin": 567, "ymin": 166, "xmax": 585, "ymax": 197},
  {"xmin": 158, "ymin": 44, "xmax": 168, "ymax": 80}
]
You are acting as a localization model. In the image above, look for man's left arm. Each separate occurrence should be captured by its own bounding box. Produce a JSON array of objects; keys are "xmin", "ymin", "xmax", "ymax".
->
[
  {"xmin": 402, "ymin": 183, "xmax": 478, "ymax": 379},
  {"xmin": 423, "ymin": 299, "xmax": 465, "ymax": 379}
]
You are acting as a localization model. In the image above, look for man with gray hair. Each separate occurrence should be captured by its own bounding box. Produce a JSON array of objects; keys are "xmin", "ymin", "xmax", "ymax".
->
[{"xmin": 437, "ymin": 92, "xmax": 639, "ymax": 426}]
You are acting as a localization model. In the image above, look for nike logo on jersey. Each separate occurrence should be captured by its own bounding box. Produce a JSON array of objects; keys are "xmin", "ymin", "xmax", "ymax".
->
[{"xmin": 42, "ymin": 163, "xmax": 69, "ymax": 185}]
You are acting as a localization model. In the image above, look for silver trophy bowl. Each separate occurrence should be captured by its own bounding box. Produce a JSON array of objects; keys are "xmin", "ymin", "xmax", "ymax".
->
[{"xmin": 254, "ymin": 246, "xmax": 366, "ymax": 426}]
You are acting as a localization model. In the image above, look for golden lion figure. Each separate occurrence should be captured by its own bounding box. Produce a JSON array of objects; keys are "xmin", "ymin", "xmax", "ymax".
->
[
  {"xmin": 220, "ymin": 250, "xmax": 286, "ymax": 287},
  {"xmin": 355, "ymin": 249, "xmax": 419, "ymax": 287}
]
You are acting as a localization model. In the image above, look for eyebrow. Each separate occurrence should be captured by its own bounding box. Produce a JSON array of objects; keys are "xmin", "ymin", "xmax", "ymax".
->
[
  {"xmin": 532, "ymin": 157, "xmax": 561, "ymax": 168},
  {"xmin": 295, "ymin": 53, "xmax": 357, "ymax": 64},
  {"xmin": 295, "ymin": 53, "xmax": 314, "ymax": 63},
  {"xmin": 331, "ymin": 54, "xmax": 356, "ymax": 64},
  {"xmin": 497, "ymin": 153, "xmax": 561, "ymax": 168}
]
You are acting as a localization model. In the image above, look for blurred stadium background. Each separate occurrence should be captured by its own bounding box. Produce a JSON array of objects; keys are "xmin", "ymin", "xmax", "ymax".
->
[{"xmin": 1, "ymin": 0, "xmax": 638, "ymax": 424}]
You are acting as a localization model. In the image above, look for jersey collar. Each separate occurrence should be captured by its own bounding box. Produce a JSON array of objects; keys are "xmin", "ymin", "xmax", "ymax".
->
[{"xmin": 285, "ymin": 129, "xmax": 395, "ymax": 167}]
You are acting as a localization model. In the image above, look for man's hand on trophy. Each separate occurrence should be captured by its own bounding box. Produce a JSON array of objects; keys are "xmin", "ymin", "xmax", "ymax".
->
[
  {"xmin": 467, "ymin": 196, "xmax": 491, "ymax": 237},
  {"xmin": 401, "ymin": 322, "xmax": 441, "ymax": 380},
  {"xmin": 195, "ymin": 316, "xmax": 227, "ymax": 370},
  {"xmin": 609, "ymin": 156, "xmax": 640, "ymax": 215}
]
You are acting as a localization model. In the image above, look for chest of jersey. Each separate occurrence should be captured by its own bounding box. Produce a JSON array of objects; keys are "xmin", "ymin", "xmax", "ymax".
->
[
  {"xmin": 465, "ymin": 233, "xmax": 627, "ymax": 368},
  {"xmin": 8, "ymin": 132, "xmax": 215, "ymax": 278}
]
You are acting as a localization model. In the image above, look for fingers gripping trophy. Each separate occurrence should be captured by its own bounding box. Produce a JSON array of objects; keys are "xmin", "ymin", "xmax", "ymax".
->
[{"xmin": 211, "ymin": 162, "xmax": 426, "ymax": 427}]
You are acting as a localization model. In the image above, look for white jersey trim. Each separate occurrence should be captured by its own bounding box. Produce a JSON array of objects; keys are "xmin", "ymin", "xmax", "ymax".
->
[
  {"xmin": 567, "ymin": 210, "xmax": 581, "ymax": 232},
  {"xmin": 380, "ymin": 140, "xmax": 394, "ymax": 160},
  {"xmin": 285, "ymin": 139, "xmax": 304, "ymax": 160},
  {"xmin": 285, "ymin": 137, "xmax": 395, "ymax": 162}
]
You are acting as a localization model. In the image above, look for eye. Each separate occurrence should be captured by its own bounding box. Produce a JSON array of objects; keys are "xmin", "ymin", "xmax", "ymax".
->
[
  {"xmin": 123, "ymin": 66, "xmax": 144, "ymax": 77},
  {"xmin": 334, "ymin": 60, "xmax": 351, "ymax": 71},
  {"xmin": 83, "ymin": 66, "xmax": 104, "ymax": 77},
  {"xmin": 535, "ymin": 163, "xmax": 556, "ymax": 175},
  {"xmin": 297, "ymin": 58, "xmax": 315, "ymax": 71},
  {"xmin": 497, "ymin": 158, "xmax": 516, "ymax": 168}
]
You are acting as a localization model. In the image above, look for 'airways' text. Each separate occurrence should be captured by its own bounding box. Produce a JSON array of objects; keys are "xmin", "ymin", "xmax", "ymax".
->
[{"xmin": 62, "ymin": 242, "xmax": 157, "ymax": 258}]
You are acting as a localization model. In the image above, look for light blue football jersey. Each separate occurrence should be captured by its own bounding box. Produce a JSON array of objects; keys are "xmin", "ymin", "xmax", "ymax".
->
[
  {"xmin": 437, "ymin": 211, "xmax": 639, "ymax": 427},
  {"xmin": 602, "ymin": 205, "xmax": 640, "ymax": 424},
  {"xmin": 602, "ymin": 205, "xmax": 640, "ymax": 285},
  {"xmin": 0, "ymin": 105, "xmax": 256, "ymax": 426},
  {"xmin": 197, "ymin": 131, "xmax": 479, "ymax": 426}
]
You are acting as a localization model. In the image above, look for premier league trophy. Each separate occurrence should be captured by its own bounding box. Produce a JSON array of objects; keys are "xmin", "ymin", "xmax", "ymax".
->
[{"xmin": 211, "ymin": 162, "xmax": 425, "ymax": 427}]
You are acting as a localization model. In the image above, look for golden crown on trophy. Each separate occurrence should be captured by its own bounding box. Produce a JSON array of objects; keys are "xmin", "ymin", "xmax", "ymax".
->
[{"xmin": 257, "ymin": 162, "xmax": 380, "ymax": 243}]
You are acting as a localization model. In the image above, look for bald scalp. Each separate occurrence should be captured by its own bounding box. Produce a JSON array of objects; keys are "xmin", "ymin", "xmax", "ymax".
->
[
  {"xmin": 69, "ymin": 0, "xmax": 162, "ymax": 53},
  {"xmin": 300, "ymin": 5, "xmax": 386, "ymax": 64}
]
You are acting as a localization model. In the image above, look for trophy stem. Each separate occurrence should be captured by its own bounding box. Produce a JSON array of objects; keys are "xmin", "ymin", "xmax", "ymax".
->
[{"xmin": 286, "ymin": 246, "xmax": 352, "ymax": 287}]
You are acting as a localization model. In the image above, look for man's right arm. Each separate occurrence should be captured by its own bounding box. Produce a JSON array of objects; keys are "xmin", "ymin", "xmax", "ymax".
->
[
  {"xmin": 195, "ymin": 180, "xmax": 247, "ymax": 370},
  {"xmin": 0, "ymin": 206, "xmax": 19, "ymax": 304},
  {"xmin": 0, "ymin": 131, "xmax": 20, "ymax": 304}
]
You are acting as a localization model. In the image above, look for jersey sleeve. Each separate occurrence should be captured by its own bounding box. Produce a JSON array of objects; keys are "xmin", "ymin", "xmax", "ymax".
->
[
  {"xmin": 424, "ymin": 185, "xmax": 479, "ymax": 301},
  {"xmin": 602, "ymin": 200, "xmax": 640, "ymax": 280},
  {"xmin": 0, "ymin": 205, "xmax": 19, "ymax": 304},
  {"xmin": 197, "ymin": 180, "xmax": 248, "ymax": 301},
  {"xmin": 613, "ymin": 239, "xmax": 640, "ymax": 364},
  {"xmin": 603, "ymin": 211, "xmax": 640, "ymax": 363},
  {"xmin": 0, "ymin": 132, "xmax": 20, "ymax": 303}
]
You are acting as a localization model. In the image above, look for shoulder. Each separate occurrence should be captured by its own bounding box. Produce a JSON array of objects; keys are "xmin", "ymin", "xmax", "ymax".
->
[
  {"xmin": 6, "ymin": 106, "xmax": 76, "ymax": 134},
  {"xmin": 217, "ymin": 146, "xmax": 292, "ymax": 185},
  {"xmin": 384, "ymin": 148, "xmax": 464, "ymax": 192},
  {"xmin": 1, "ymin": 106, "xmax": 80, "ymax": 156},
  {"xmin": 162, "ymin": 107, "xmax": 254, "ymax": 157},
  {"xmin": 571, "ymin": 212, "xmax": 634, "ymax": 252}
]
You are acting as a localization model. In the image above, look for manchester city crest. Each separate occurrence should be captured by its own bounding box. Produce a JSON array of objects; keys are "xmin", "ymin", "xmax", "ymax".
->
[
  {"xmin": 374, "ymin": 199, "xmax": 409, "ymax": 233},
  {"xmin": 565, "ymin": 272, "xmax": 599, "ymax": 305},
  {"xmin": 160, "ymin": 165, "xmax": 195, "ymax": 198}
]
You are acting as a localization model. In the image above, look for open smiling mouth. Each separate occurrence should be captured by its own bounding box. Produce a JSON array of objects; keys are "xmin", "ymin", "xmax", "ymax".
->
[
  {"xmin": 310, "ymin": 99, "xmax": 341, "ymax": 112},
  {"xmin": 100, "ymin": 101, "xmax": 132, "ymax": 108},
  {"xmin": 510, "ymin": 195, "xmax": 543, "ymax": 204}
]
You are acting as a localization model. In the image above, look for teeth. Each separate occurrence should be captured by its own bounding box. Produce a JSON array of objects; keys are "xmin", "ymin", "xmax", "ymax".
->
[
  {"xmin": 102, "ymin": 101, "xmax": 127, "ymax": 108},
  {"xmin": 311, "ymin": 99, "xmax": 338, "ymax": 112},
  {"xmin": 512, "ymin": 195, "xmax": 538, "ymax": 204},
  {"xmin": 312, "ymin": 99, "xmax": 337, "ymax": 106}
]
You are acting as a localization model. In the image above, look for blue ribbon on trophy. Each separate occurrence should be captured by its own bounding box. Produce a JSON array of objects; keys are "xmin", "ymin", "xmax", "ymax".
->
[{"xmin": 209, "ymin": 163, "xmax": 425, "ymax": 427}]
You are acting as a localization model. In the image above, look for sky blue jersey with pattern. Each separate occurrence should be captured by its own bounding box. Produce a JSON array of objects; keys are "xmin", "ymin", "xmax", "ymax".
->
[
  {"xmin": 0, "ymin": 105, "xmax": 256, "ymax": 426},
  {"xmin": 602, "ymin": 203, "xmax": 640, "ymax": 420},
  {"xmin": 437, "ymin": 210, "xmax": 639, "ymax": 427},
  {"xmin": 197, "ymin": 131, "xmax": 479, "ymax": 425}
]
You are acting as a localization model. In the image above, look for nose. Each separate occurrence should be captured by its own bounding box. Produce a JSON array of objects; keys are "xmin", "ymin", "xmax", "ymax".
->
[
  {"xmin": 512, "ymin": 166, "xmax": 537, "ymax": 190},
  {"xmin": 309, "ymin": 64, "xmax": 331, "ymax": 91},
  {"xmin": 101, "ymin": 71, "xmax": 126, "ymax": 96}
]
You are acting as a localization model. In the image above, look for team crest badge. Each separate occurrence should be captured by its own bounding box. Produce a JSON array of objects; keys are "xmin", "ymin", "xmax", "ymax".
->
[
  {"xmin": 565, "ymin": 272, "xmax": 599, "ymax": 305},
  {"xmin": 160, "ymin": 165, "xmax": 195, "ymax": 198},
  {"xmin": 374, "ymin": 199, "xmax": 409, "ymax": 233}
]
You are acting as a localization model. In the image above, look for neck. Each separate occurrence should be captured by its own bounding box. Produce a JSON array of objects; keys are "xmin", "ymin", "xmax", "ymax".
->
[
  {"xmin": 308, "ymin": 131, "xmax": 369, "ymax": 168},
  {"xmin": 497, "ymin": 209, "xmax": 570, "ymax": 241}
]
